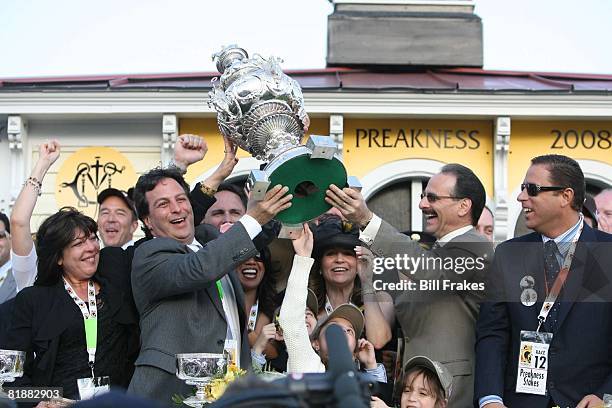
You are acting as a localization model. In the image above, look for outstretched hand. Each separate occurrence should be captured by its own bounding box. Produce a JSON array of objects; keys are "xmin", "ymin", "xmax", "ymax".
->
[
  {"xmin": 174, "ymin": 134, "xmax": 208, "ymax": 170},
  {"xmin": 291, "ymin": 223, "xmax": 313, "ymax": 258},
  {"xmin": 38, "ymin": 139, "xmax": 61, "ymax": 169},
  {"xmin": 325, "ymin": 184, "xmax": 373, "ymax": 227},
  {"xmin": 356, "ymin": 338, "xmax": 377, "ymax": 370},
  {"xmin": 246, "ymin": 185, "xmax": 292, "ymax": 226},
  {"xmin": 252, "ymin": 322, "xmax": 277, "ymax": 355},
  {"xmin": 355, "ymin": 245, "xmax": 375, "ymax": 284},
  {"xmin": 204, "ymin": 136, "xmax": 239, "ymax": 189}
]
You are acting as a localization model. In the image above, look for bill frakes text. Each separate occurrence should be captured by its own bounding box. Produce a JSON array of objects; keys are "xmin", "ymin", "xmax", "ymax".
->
[{"xmin": 373, "ymin": 279, "xmax": 484, "ymax": 292}]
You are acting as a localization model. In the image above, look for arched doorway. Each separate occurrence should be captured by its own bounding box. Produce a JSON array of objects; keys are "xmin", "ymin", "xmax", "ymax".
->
[{"xmin": 361, "ymin": 159, "xmax": 446, "ymax": 232}]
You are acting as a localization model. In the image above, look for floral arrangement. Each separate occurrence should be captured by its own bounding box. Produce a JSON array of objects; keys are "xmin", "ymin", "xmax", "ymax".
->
[
  {"xmin": 172, "ymin": 363, "xmax": 246, "ymax": 406},
  {"xmin": 205, "ymin": 364, "xmax": 246, "ymax": 401}
]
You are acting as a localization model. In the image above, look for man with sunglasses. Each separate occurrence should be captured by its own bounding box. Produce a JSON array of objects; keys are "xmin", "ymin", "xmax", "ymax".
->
[
  {"xmin": 476, "ymin": 154, "xmax": 612, "ymax": 408},
  {"xmin": 325, "ymin": 163, "xmax": 493, "ymax": 407}
]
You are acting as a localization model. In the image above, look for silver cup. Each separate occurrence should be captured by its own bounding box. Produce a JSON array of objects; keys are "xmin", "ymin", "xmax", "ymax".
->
[
  {"xmin": 209, "ymin": 45, "xmax": 351, "ymax": 234},
  {"xmin": 0, "ymin": 349, "xmax": 25, "ymax": 396},
  {"xmin": 176, "ymin": 353, "xmax": 225, "ymax": 407},
  {"xmin": 209, "ymin": 45, "xmax": 309, "ymax": 163}
]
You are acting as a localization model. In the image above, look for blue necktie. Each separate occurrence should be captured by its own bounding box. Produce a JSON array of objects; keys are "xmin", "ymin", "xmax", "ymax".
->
[{"xmin": 543, "ymin": 240, "xmax": 561, "ymax": 331}]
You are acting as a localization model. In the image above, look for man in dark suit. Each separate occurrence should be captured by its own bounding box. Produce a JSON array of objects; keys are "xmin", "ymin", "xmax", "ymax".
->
[
  {"xmin": 325, "ymin": 163, "xmax": 494, "ymax": 407},
  {"xmin": 127, "ymin": 167, "xmax": 292, "ymax": 403},
  {"xmin": 476, "ymin": 154, "xmax": 612, "ymax": 408}
]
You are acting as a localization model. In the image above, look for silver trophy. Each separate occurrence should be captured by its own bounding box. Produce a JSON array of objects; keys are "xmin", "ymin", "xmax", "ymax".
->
[
  {"xmin": 176, "ymin": 353, "xmax": 225, "ymax": 407},
  {"xmin": 209, "ymin": 45, "xmax": 352, "ymax": 236},
  {"xmin": 0, "ymin": 349, "xmax": 25, "ymax": 396}
]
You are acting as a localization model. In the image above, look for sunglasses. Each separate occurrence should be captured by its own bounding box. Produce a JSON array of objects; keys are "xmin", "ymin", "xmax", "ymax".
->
[
  {"xmin": 520, "ymin": 183, "xmax": 566, "ymax": 197},
  {"xmin": 420, "ymin": 192, "xmax": 462, "ymax": 203}
]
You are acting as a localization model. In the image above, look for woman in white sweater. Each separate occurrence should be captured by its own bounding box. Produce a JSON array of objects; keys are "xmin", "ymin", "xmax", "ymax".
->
[{"xmin": 278, "ymin": 224, "xmax": 387, "ymax": 383}]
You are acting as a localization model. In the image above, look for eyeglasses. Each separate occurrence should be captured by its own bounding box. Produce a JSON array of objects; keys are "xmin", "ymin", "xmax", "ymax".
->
[
  {"xmin": 420, "ymin": 192, "xmax": 462, "ymax": 203},
  {"xmin": 520, "ymin": 183, "xmax": 566, "ymax": 197}
]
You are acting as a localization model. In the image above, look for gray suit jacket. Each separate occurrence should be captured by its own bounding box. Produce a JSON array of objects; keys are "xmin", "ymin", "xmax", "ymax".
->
[
  {"xmin": 369, "ymin": 220, "xmax": 493, "ymax": 408},
  {"xmin": 127, "ymin": 223, "xmax": 258, "ymax": 403},
  {"xmin": 0, "ymin": 269, "xmax": 16, "ymax": 305}
]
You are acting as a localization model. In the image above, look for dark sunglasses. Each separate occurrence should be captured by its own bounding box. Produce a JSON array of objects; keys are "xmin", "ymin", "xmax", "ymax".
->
[
  {"xmin": 520, "ymin": 183, "xmax": 566, "ymax": 197},
  {"xmin": 420, "ymin": 192, "xmax": 462, "ymax": 203}
]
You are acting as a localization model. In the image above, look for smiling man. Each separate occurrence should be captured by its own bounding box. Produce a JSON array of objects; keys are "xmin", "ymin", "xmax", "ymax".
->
[
  {"xmin": 128, "ymin": 166, "xmax": 291, "ymax": 403},
  {"xmin": 476, "ymin": 155, "xmax": 612, "ymax": 408},
  {"xmin": 97, "ymin": 188, "xmax": 139, "ymax": 249},
  {"xmin": 203, "ymin": 183, "xmax": 247, "ymax": 231},
  {"xmin": 325, "ymin": 163, "xmax": 493, "ymax": 407}
]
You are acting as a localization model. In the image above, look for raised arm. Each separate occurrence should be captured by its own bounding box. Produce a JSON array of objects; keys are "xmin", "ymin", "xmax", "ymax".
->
[
  {"xmin": 278, "ymin": 224, "xmax": 324, "ymax": 373},
  {"xmin": 10, "ymin": 140, "xmax": 60, "ymax": 256},
  {"xmin": 355, "ymin": 245, "xmax": 394, "ymax": 349},
  {"xmin": 202, "ymin": 136, "xmax": 239, "ymax": 191},
  {"xmin": 172, "ymin": 134, "xmax": 208, "ymax": 172}
]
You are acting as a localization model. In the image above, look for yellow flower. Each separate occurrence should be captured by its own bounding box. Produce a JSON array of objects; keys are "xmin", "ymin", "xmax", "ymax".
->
[
  {"xmin": 203, "ymin": 364, "xmax": 247, "ymax": 401},
  {"xmin": 206, "ymin": 379, "xmax": 228, "ymax": 400}
]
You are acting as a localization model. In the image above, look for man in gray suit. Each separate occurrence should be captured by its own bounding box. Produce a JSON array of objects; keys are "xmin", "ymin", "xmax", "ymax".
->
[
  {"xmin": 325, "ymin": 163, "xmax": 493, "ymax": 407},
  {"xmin": 127, "ymin": 167, "xmax": 292, "ymax": 403},
  {"xmin": 0, "ymin": 212, "xmax": 16, "ymax": 305}
]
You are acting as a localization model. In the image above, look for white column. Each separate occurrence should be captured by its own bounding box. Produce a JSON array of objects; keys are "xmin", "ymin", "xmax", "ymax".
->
[
  {"xmin": 493, "ymin": 117, "xmax": 511, "ymax": 242},
  {"xmin": 411, "ymin": 179, "xmax": 423, "ymax": 231},
  {"xmin": 7, "ymin": 115, "xmax": 27, "ymax": 210},
  {"xmin": 161, "ymin": 114, "xmax": 178, "ymax": 167},
  {"xmin": 329, "ymin": 114, "xmax": 344, "ymax": 159}
]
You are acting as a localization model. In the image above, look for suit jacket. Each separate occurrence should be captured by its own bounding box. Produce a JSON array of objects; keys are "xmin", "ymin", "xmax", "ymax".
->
[
  {"xmin": 475, "ymin": 223, "xmax": 612, "ymax": 408},
  {"xmin": 0, "ymin": 262, "xmax": 139, "ymax": 393},
  {"xmin": 369, "ymin": 220, "xmax": 493, "ymax": 408},
  {"xmin": 127, "ymin": 223, "xmax": 258, "ymax": 403}
]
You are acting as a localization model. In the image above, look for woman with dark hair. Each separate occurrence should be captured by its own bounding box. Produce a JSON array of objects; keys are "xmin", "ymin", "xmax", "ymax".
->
[
  {"xmin": 236, "ymin": 247, "xmax": 279, "ymax": 352},
  {"xmin": 2, "ymin": 140, "xmax": 138, "ymax": 403},
  {"xmin": 309, "ymin": 215, "xmax": 394, "ymax": 349}
]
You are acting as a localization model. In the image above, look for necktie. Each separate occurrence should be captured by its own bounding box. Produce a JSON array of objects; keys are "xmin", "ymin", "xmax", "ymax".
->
[{"xmin": 543, "ymin": 240, "xmax": 560, "ymax": 331}]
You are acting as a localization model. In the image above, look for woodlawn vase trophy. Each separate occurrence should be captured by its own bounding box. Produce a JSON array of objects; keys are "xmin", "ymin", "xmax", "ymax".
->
[{"xmin": 209, "ymin": 45, "xmax": 358, "ymax": 236}]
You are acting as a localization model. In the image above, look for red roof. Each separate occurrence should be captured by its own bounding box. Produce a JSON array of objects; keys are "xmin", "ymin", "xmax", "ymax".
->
[{"xmin": 1, "ymin": 67, "xmax": 611, "ymax": 93}]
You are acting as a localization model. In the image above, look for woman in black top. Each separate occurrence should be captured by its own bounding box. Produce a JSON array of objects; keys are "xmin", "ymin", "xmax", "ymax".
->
[{"xmin": 1, "ymin": 140, "xmax": 138, "ymax": 402}]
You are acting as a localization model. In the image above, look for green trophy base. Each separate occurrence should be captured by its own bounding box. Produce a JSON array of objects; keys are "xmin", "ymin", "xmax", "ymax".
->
[{"xmin": 264, "ymin": 146, "xmax": 347, "ymax": 225}]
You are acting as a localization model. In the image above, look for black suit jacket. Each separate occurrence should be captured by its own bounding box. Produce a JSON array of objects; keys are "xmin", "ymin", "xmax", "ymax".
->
[
  {"xmin": 475, "ymin": 223, "xmax": 612, "ymax": 407},
  {"xmin": 0, "ymin": 248, "xmax": 139, "ymax": 392}
]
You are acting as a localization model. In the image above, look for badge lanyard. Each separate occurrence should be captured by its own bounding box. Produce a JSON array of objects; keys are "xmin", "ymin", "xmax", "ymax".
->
[
  {"xmin": 216, "ymin": 280, "xmax": 224, "ymax": 301},
  {"xmin": 63, "ymin": 278, "xmax": 98, "ymax": 378},
  {"xmin": 325, "ymin": 296, "xmax": 334, "ymax": 316},
  {"xmin": 247, "ymin": 300, "xmax": 259, "ymax": 332},
  {"xmin": 215, "ymin": 277, "xmax": 240, "ymax": 366},
  {"xmin": 325, "ymin": 295, "xmax": 359, "ymax": 316},
  {"xmin": 536, "ymin": 222, "xmax": 583, "ymax": 332}
]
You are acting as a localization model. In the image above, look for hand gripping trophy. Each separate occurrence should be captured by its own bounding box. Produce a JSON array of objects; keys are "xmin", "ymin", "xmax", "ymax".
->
[{"xmin": 209, "ymin": 45, "xmax": 356, "ymax": 235}]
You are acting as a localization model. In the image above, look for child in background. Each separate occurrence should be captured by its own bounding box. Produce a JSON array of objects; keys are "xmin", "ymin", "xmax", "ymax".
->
[{"xmin": 371, "ymin": 355, "xmax": 452, "ymax": 408}]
